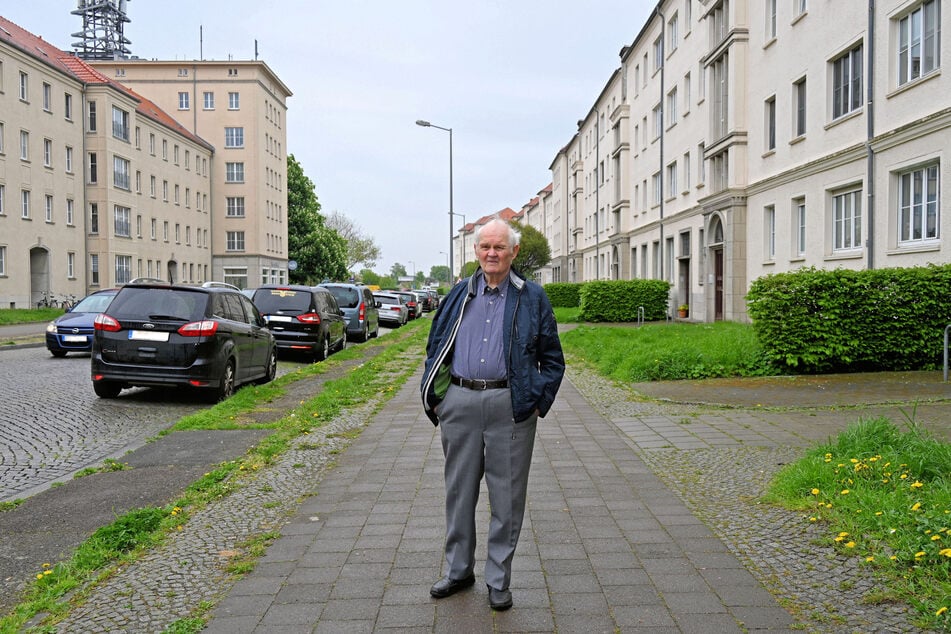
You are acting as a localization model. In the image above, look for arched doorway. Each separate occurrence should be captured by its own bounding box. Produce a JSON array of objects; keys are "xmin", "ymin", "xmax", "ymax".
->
[
  {"xmin": 166, "ymin": 260, "xmax": 177, "ymax": 284},
  {"xmin": 29, "ymin": 247, "xmax": 51, "ymax": 307},
  {"xmin": 708, "ymin": 215, "xmax": 725, "ymax": 321}
]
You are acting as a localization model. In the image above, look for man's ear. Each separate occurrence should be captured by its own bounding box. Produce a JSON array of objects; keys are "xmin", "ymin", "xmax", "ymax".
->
[{"xmin": 512, "ymin": 244, "xmax": 520, "ymax": 258}]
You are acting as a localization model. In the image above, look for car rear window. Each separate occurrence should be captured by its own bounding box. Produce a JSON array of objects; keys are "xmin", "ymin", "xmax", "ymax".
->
[
  {"xmin": 253, "ymin": 288, "xmax": 312, "ymax": 314},
  {"xmin": 108, "ymin": 287, "xmax": 207, "ymax": 321},
  {"xmin": 325, "ymin": 286, "xmax": 360, "ymax": 309},
  {"xmin": 375, "ymin": 295, "xmax": 400, "ymax": 306}
]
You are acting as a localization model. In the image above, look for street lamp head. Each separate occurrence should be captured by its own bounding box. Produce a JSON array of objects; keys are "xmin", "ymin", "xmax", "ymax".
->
[{"xmin": 415, "ymin": 120, "xmax": 431, "ymax": 127}]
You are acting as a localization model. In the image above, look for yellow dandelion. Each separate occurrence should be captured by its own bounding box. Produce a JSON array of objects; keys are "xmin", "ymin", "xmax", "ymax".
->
[
  {"xmin": 865, "ymin": 556, "xmax": 875, "ymax": 562},
  {"xmin": 911, "ymin": 481, "xmax": 924, "ymax": 489},
  {"xmin": 845, "ymin": 541, "xmax": 856, "ymax": 548},
  {"xmin": 912, "ymin": 502, "xmax": 922, "ymax": 511},
  {"xmin": 809, "ymin": 517, "xmax": 817, "ymax": 522},
  {"xmin": 834, "ymin": 536, "xmax": 845, "ymax": 542},
  {"xmin": 875, "ymin": 511, "xmax": 883, "ymax": 516},
  {"xmin": 890, "ymin": 555, "xmax": 898, "ymax": 561},
  {"xmin": 900, "ymin": 474, "xmax": 909, "ymax": 480},
  {"xmin": 826, "ymin": 503, "xmax": 833, "ymax": 509},
  {"xmin": 839, "ymin": 531, "xmax": 849, "ymax": 537},
  {"xmin": 932, "ymin": 535, "xmax": 942, "ymax": 541},
  {"xmin": 43, "ymin": 570, "xmax": 52, "ymax": 576},
  {"xmin": 882, "ymin": 479, "xmax": 890, "ymax": 484},
  {"xmin": 42, "ymin": 563, "xmax": 51, "ymax": 569},
  {"xmin": 939, "ymin": 548, "xmax": 951, "ymax": 557},
  {"xmin": 36, "ymin": 574, "xmax": 43, "ymax": 580},
  {"xmin": 850, "ymin": 458, "xmax": 859, "ymax": 463},
  {"xmin": 937, "ymin": 606, "xmax": 948, "ymax": 616},
  {"xmin": 840, "ymin": 489, "xmax": 850, "ymax": 495},
  {"xmin": 915, "ymin": 551, "xmax": 926, "ymax": 558},
  {"xmin": 811, "ymin": 488, "xmax": 820, "ymax": 496}
]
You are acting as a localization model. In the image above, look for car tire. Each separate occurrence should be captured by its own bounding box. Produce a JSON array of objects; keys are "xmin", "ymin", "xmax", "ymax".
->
[
  {"xmin": 315, "ymin": 336, "xmax": 329, "ymax": 362},
  {"xmin": 359, "ymin": 323, "xmax": 369, "ymax": 342},
  {"xmin": 371, "ymin": 322, "xmax": 379, "ymax": 338},
  {"xmin": 256, "ymin": 349, "xmax": 277, "ymax": 385},
  {"xmin": 50, "ymin": 349, "xmax": 68, "ymax": 358},
  {"xmin": 211, "ymin": 359, "xmax": 236, "ymax": 402},
  {"xmin": 93, "ymin": 381, "xmax": 122, "ymax": 398}
]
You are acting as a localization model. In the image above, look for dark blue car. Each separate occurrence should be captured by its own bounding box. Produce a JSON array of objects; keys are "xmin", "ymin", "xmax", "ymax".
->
[{"xmin": 46, "ymin": 289, "xmax": 118, "ymax": 357}]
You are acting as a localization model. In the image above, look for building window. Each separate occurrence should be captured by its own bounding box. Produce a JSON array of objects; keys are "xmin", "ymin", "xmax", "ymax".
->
[
  {"xmin": 151, "ymin": 218, "xmax": 157, "ymax": 240},
  {"xmin": 667, "ymin": 87, "xmax": 678, "ymax": 125},
  {"xmin": 135, "ymin": 170, "xmax": 141, "ymax": 193},
  {"xmin": 767, "ymin": 0, "xmax": 777, "ymax": 39},
  {"xmin": 226, "ymin": 162, "xmax": 245, "ymax": 183},
  {"xmin": 653, "ymin": 104, "xmax": 663, "ymax": 139},
  {"xmin": 223, "ymin": 267, "xmax": 249, "ymax": 289},
  {"xmin": 64, "ymin": 93, "xmax": 73, "ymax": 120},
  {"xmin": 667, "ymin": 162, "xmax": 678, "ymax": 198},
  {"xmin": 652, "ymin": 172, "xmax": 662, "ymax": 205},
  {"xmin": 114, "ymin": 205, "xmax": 131, "ymax": 237},
  {"xmin": 115, "ymin": 255, "xmax": 132, "ymax": 284},
  {"xmin": 832, "ymin": 43, "xmax": 863, "ymax": 119},
  {"xmin": 90, "ymin": 203, "xmax": 99, "ymax": 234},
  {"xmin": 833, "ymin": 188, "xmax": 862, "ymax": 251},
  {"xmin": 225, "ymin": 127, "xmax": 244, "ymax": 148},
  {"xmin": 21, "ymin": 190, "xmax": 30, "ymax": 218},
  {"xmin": 683, "ymin": 151, "xmax": 691, "ymax": 190},
  {"xmin": 162, "ymin": 139, "xmax": 168, "ymax": 160},
  {"xmin": 203, "ymin": 91, "xmax": 215, "ymax": 109},
  {"xmin": 0, "ymin": 185, "xmax": 4, "ymax": 215},
  {"xmin": 226, "ymin": 196, "xmax": 246, "ymax": 217},
  {"xmin": 149, "ymin": 133, "xmax": 155, "ymax": 155},
  {"xmin": 162, "ymin": 180, "xmax": 168, "ymax": 201},
  {"xmin": 163, "ymin": 221, "xmax": 169, "ymax": 242},
  {"xmin": 185, "ymin": 150, "xmax": 190, "ymax": 169},
  {"xmin": 226, "ymin": 231, "xmax": 246, "ymax": 251},
  {"xmin": 898, "ymin": 0, "xmax": 941, "ymax": 86},
  {"xmin": 18, "ymin": 71, "xmax": 28, "ymax": 101},
  {"xmin": 65, "ymin": 146, "xmax": 73, "ymax": 172},
  {"xmin": 42, "ymin": 82, "xmax": 52, "ymax": 111},
  {"xmin": 229, "ymin": 92, "xmax": 240, "ymax": 110},
  {"xmin": 712, "ymin": 53, "xmax": 729, "ymax": 139},
  {"xmin": 794, "ymin": 78, "xmax": 807, "ymax": 137},
  {"xmin": 19, "ymin": 130, "xmax": 29, "ymax": 161},
  {"xmin": 795, "ymin": 198, "xmax": 806, "ymax": 255},
  {"xmin": 113, "ymin": 156, "xmax": 131, "ymax": 190},
  {"xmin": 765, "ymin": 96, "xmax": 776, "ymax": 151},
  {"xmin": 173, "ymin": 144, "xmax": 179, "ymax": 164},
  {"xmin": 174, "ymin": 184, "xmax": 180, "ymax": 204},
  {"xmin": 0, "ymin": 246, "xmax": 6, "ymax": 276},
  {"xmin": 0, "ymin": 122, "xmax": 4, "ymax": 154},
  {"xmin": 88, "ymin": 152, "xmax": 97, "ymax": 183},
  {"xmin": 67, "ymin": 198, "xmax": 75, "ymax": 225},
  {"xmin": 90, "ymin": 253, "xmax": 99, "ymax": 285},
  {"xmin": 87, "ymin": 100, "xmax": 97, "ymax": 132},
  {"xmin": 668, "ymin": 13, "xmax": 679, "ymax": 51},
  {"xmin": 43, "ymin": 138, "xmax": 52, "ymax": 167},
  {"xmin": 898, "ymin": 163, "xmax": 940, "ymax": 243},
  {"xmin": 175, "ymin": 223, "xmax": 181, "ymax": 243},
  {"xmin": 796, "ymin": 0, "xmax": 808, "ymax": 16},
  {"xmin": 149, "ymin": 175, "xmax": 156, "ymax": 197},
  {"xmin": 135, "ymin": 214, "xmax": 142, "ymax": 238},
  {"xmin": 66, "ymin": 252, "xmax": 75, "ymax": 279},
  {"xmin": 45, "ymin": 195, "xmax": 53, "ymax": 222},
  {"xmin": 178, "ymin": 91, "xmax": 190, "ymax": 110},
  {"xmin": 765, "ymin": 205, "xmax": 776, "ymax": 259},
  {"xmin": 712, "ymin": 150, "xmax": 729, "ymax": 192}
]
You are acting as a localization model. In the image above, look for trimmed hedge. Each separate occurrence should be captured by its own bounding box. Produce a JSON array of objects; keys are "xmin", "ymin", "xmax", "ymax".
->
[
  {"xmin": 544, "ymin": 282, "xmax": 583, "ymax": 307},
  {"xmin": 579, "ymin": 280, "xmax": 671, "ymax": 322},
  {"xmin": 746, "ymin": 265, "xmax": 951, "ymax": 373}
]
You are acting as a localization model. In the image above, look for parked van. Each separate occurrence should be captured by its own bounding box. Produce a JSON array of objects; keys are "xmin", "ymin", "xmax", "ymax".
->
[{"xmin": 319, "ymin": 283, "xmax": 380, "ymax": 342}]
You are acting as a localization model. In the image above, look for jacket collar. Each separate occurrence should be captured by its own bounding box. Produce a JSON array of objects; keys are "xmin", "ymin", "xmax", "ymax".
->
[{"xmin": 466, "ymin": 268, "xmax": 525, "ymax": 297}]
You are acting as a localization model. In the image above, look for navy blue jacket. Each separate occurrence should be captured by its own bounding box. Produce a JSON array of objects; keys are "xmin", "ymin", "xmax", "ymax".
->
[{"xmin": 421, "ymin": 268, "xmax": 565, "ymax": 425}]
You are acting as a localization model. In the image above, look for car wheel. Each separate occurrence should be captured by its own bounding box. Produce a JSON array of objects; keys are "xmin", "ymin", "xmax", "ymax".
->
[
  {"xmin": 50, "ymin": 349, "xmax": 68, "ymax": 358},
  {"xmin": 315, "ymin": 336, "xmax": 329, "ymax": 362},
  {"xmin": 371, "ymin": 323, "xmax": 379, "ymax": 338},
  {"xmin": 211, "ymin": 360, "xmax": 236, "ymax": 402},
  {"xmin": 93, "ymin": 381, "xmax": 122, "ymax": 398},
  {"xmin": 360, "ymin": 323, "xmax": 369, "ymax": 342},
  {"xmin": 335, "ymin": 335, "xmax": 346, "ymax": 353},
  {"xmin": 256, "ymin": 349, "xmax": 277, "ymax": 385}
]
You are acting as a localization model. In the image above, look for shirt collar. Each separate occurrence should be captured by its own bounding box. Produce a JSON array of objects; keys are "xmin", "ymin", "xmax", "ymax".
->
[{"xmin": 480, "ymin": 272, "xmax": 508, "ymax": 297}]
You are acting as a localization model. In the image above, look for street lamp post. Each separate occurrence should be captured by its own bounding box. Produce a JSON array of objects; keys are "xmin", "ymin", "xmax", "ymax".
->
[{"xmin": 416, "ymin": 119, "xmax": 454, "ymax": 280}]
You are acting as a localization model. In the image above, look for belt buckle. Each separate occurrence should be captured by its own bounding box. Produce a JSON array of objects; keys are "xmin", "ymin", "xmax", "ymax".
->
[{"xmin": 479, "ymin": 379, "xmax": 488, "ymax": 390}]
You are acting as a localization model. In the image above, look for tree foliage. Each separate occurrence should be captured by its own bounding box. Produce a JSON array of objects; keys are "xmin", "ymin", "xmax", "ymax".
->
[
  {"xmin": 325, "ymin": 211, "xmax": 382, "ymax": 271},
  {"xmin": 286, "ymin": 155, "xmax": 348, "ymax": 283},
  {"xmin": 512, "ymin": 222, "xmax": 551, "ymax": 280}
]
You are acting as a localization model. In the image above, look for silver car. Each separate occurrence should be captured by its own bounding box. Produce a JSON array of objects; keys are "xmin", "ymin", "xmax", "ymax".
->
[{"xmin": 374, "ymin": 292, "xmax": 408, "ymax": 327}]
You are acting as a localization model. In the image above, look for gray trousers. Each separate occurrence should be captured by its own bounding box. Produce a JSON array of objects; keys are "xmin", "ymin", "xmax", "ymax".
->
[{"xmin": 437, "ymin": 383, "xmax": 538, "ymax": 590}]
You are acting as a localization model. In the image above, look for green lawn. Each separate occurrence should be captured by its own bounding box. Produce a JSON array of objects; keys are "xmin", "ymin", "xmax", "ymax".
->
[
  {"xmin": 0, "ymin": 308, "xmax": 63, "ymax": 325},
  {"xmin": 559, "ymin": 320, "xmax": 774, "ymax": 382}
]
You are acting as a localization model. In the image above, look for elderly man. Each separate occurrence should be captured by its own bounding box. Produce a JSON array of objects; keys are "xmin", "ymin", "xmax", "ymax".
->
[{"xmin": 421, "ymin": 216, "xmax": 565, "ymax": 611}]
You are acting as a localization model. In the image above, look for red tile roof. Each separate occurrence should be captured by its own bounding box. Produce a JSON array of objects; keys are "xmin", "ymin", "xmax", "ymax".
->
[{"xmin": 0, "ymin": 16, "xmax": 212, "ymax": 152}]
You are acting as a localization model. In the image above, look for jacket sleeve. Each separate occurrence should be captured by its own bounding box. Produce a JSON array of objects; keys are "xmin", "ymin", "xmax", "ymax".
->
[{"xmin": 534, "ymin": 290, "xmax": 565, "ymax": 418}]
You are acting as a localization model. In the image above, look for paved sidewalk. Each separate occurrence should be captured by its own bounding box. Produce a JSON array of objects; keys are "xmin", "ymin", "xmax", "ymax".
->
[{"xmin": 204, "ymin": 372, "xmax": 795, "ymax": 633}]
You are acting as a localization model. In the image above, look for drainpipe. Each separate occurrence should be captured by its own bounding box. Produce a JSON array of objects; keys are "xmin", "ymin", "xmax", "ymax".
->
[
  {"xmin": 595, "ymin": 111, "xmax": 600, "ymax": 279},
  {"xmin": 865, "ymin": 0, "xmax": 876, "ymax": 269},
  {"xmin": 657, "ymin": 5, "xmax": 666, "ymax": 282}
]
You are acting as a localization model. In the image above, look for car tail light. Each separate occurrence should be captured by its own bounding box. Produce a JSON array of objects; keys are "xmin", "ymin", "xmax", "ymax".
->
[
  {"xmin": 179, "ymin": 320, "xmax": 219, "ymax": 336},
  {"xmin": 358, "ymin": 302, "xmax": 366, "ymax": 320},
  {"xmin": 296, "ymin": 312, "xmax": 322, "ymax": 324},
  {"xmin": 388, "ymin": 306, "xmax": 402, "ymax": 312},
  {"xmin": 94, "ymin": 313, "xmax": 122, "ymax": 332}
]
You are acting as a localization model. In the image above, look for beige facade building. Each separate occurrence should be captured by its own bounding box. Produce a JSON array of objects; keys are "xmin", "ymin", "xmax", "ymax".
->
[
  {"xmin": 542, "ymin": 0, "xmax": 950, "ymax": 322},
  {"xmin": 90, "ymin": 59, "xmax": 293, "ymax": 290}
]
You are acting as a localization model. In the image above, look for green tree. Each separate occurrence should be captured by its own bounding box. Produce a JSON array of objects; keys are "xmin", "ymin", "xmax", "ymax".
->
[
  {"xmin": 430, "ymin": 265, "xmax": 449, "ymax": 284},
  {"xmin": 390, "ymin": 263, "xmax": 407, "ymax": 279},
  {"xmin": 359, "ymin": 268, "xmax": 381, "ymax": 286},
  {"xmin": 512, "ymin": 222, "xmax": 551, "ymax": 280},
  {"xmin": 461, "ymin": 260, "xmax": 479, "ymax": 278},
  {"xmin": 326, "ymin": 211, "xmax": 382, "ymax": 272},
  {"xmin": 286, "ymin": 155, "xmax": 348, "ymax": 283}
]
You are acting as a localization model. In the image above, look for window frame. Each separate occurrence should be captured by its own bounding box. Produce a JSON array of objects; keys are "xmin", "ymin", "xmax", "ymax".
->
[
  {"xmin": 832, "ymin": 188, "xmax": 863, "ymax": 251},
  {"xmin": 897, "ymin": 162, "xmax": 940, "ymax": 244}
]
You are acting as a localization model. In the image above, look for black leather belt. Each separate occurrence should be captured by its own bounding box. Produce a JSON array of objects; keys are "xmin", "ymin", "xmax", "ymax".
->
[{"xmin": 450, "ymin": 375, "xmax": 509, "ymax": 390}]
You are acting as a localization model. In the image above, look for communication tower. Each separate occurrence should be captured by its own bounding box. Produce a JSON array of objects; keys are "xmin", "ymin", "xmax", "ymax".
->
[{"xmin": 71, "ymin": 0, "xmax": 132, "ymax": 60}]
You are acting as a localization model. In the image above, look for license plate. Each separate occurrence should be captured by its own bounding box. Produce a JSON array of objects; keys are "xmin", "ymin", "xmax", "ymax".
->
[
  {"xmin": 129, "ymin": 330, "xmax": 169, "ymax": 342},
  {"xmin": 64, "ymin": 335, "xmax": 88, "ymax": 343},
  {"xmin": 266, "ymin": 315, "xmax": 292, "ymax": 323}
]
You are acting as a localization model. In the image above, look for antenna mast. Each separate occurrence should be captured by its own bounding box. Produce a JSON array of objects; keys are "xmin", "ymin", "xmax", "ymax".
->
[{"xmin": 71, "ymin": 0, "xmax": 132, "ymax": 60}]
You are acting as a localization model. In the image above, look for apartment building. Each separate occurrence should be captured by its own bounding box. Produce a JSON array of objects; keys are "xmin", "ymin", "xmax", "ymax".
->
[
  {"xmin": 543, "ymin": 0, "xmax": 950, "ymax": 322},
  {"xmin": 90, "ymin": 59, "xmax": 293, "ymax": 290},
  {"xmin": 0, "ymin": 16, "xmax": 213, "ymax": 308}
]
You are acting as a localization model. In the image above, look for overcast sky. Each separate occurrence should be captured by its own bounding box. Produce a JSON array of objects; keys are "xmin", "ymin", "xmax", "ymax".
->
[{"xmin": 4, "ymin": 1, "xmax": 654, "ymax": 277}]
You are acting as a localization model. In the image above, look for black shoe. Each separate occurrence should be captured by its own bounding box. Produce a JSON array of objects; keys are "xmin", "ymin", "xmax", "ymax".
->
[
  {"xmin": 430, "ymin": 574, "xmax": 475, "ymax": 598},
  {"xmin": 488, "ymin": 586, "xmax": 512, "ymax": 611}
]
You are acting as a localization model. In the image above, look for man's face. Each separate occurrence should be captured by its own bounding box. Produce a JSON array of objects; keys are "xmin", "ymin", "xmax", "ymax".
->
[{"xmin": 475, "ymin": 223, "xmax": 519, "ymax": 278}]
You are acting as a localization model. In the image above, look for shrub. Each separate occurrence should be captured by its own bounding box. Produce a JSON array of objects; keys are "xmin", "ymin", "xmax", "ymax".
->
[
  {"xmin": 747, "ymin": 264, "xmax": 951, "ymax": 373},
  {"xmin": 544, "ymin": 282, "xmax": 583, "ymax": 307},
  {"xmin": 579, "ymin": 280, "xmax": 670, "ymax": 322}
]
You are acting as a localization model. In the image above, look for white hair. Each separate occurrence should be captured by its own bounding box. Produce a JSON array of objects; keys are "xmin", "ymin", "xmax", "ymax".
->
[{"xmin": 474, "ymin": 216, "xmax": 521, "ymax": 247}]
